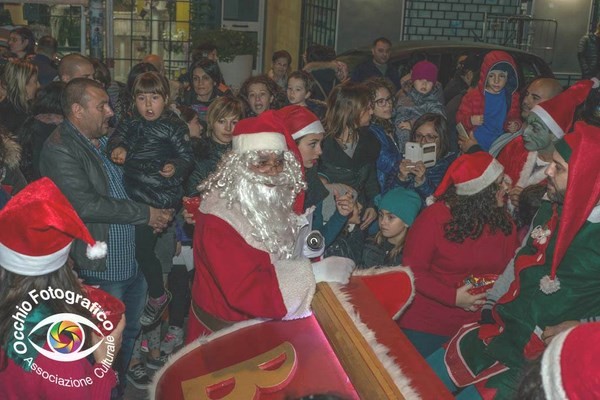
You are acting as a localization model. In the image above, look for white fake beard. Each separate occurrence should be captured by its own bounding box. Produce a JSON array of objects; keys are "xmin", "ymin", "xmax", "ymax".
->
[{"xmin": 236, "ymin": 170, "xmax": 299, "ymax": 260}]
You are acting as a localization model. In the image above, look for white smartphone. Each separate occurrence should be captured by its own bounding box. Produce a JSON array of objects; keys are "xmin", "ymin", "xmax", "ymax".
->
[{"xmin": 405, "ymin": 142, "xmax": 437, "ymax": 168}]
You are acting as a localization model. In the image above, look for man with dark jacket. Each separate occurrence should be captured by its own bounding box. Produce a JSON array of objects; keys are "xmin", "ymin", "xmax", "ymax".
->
[
  {"xmin": 578, "ymin": 23, "xmax": 600, "ymax": 79},
  {"xmin": 351, "ymin": 37, "xmax": 400, "ymax": 91},
  {"xmin": 31, "ymin": 35, "xmax": 58, "ymax": 87},
  {"xmin": 39, "ymin": 78, "xmax": 173, "ymax": 396}
]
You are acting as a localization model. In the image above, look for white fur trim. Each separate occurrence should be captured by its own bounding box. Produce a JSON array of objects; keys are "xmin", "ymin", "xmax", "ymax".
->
[
  {"xmin": 232, "ymin": 132, "xmax": 286, "ymax": 154},
  {"xmin": 592, "ymin": 77, "xmax": 600, "ymax": 89},
  {"xmin": 541, "ymin": 327, "xmax": 572, "ymax": 400},
  {"xmin": 587, "ymin": 204, "xmax": 600, "ymax": 223},
  {"xmin": 540, "ymin": 275, "xmax": 561, "ymax": 294},
  {"xmin": 329, "ymin": 283, "xmax": 420, "ymax": 399},
  {"xmin": 455, "ymin": 159, "xmax": 504, "ymax": 195},
  {"xmin": 274, "ymin": 258, "xmax": 316, "ymax": 320},
  {"xmin": 0, "ymin": 241, "xmax": 71, "ymax": 276},
  {"xmin": 86, "ymin": 241, "xmax": 107, "ymax": 260},
  {"xmin": 531, "ymin": 105, "xmax": 564, "ymax": 139},
  {"xmin": 516, "ymin": 151, "xmax": 538, "ymax": 189},
  {"xmin": 352, "ymin": 265, "xmax": 416, "ymax": 319},
  {"xmin": 425, "ymin": 195, "xmax": 436, "ymax": 206},
  {"xmin": 291, "ymin": 120, "xmax": 325, "ymax": 140},
  {"xmin": 149, "ymin": 319, "xmax": 266, "ymax": 399}
]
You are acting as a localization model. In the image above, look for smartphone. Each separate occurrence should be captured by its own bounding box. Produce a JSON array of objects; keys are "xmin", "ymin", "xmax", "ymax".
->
[
  {"xmin": 405, "ymin": 142, "xmax": 421, "ymax": 163},
  {"xmin": 405, "ymin": 142, "xmax": 437, "ymax": 168},
  {"xmin": 456, "ymin": 122, "xmax": 470, "ymax": 141}
]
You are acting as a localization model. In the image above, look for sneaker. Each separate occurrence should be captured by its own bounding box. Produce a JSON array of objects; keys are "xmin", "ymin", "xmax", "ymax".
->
[
  {"xmin": 140, "ymin": 339, "xmax": 149, "ymax": 353},
  {"xmin": 146, "ymin": 353, "xmax": 169, "ymax": 370},
  {"xmin": 126, "ymin": 364, "xmax": 151, "ymax": 390},
  {"xmin": 139, "ymin": 291, "xmax": 172, "ymax": 327},
  {"xmin": 160, "ymin": 326, "xmax": 185, "ymax": 355}
]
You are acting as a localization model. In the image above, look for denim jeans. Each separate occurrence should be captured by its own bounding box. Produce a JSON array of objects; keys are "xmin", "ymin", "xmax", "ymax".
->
[{"xmin": 83, "ymin": 270, "xmax": 147, "ymax": 394}]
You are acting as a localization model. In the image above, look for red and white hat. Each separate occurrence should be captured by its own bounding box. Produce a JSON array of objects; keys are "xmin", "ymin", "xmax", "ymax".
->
[
  {"xmin": 232, "ymin": 110, "xmax": 288, "ymax": 154},
  {"xmin": 530, "ymin": 79, "xmax": 595, "ymax": 139},
  {"xmin": 277, "ymin": 105, "xmax": 325, "ymax": 140},
  {"xmin": 433, "ymin": 152, "xmax": 504, "ymax": 197},
  {"xmin": 541, "ymin": 322, "xmax": 600, "ymax": 400},
  {"xmin": 0, "ymin": 177, "xmax": 106, "ymax": 276},
  {"xmin": 539, "ymin": 121, "xmax": 600, "ymax": 294}
]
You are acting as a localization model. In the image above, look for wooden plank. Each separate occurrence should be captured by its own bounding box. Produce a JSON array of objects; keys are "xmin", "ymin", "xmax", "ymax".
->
[{"xmin": 312, "ymin": 282, "xmax": 406, "ymax": 400}]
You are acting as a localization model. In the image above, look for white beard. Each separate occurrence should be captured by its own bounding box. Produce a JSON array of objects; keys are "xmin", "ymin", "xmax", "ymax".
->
[
  {"xmin": 236, "ymin": 172, "xmax": 298, "ymax": 259},
  {"xmin": 199, "ymin": 150, "xmax": 306, "ymax": 260}
]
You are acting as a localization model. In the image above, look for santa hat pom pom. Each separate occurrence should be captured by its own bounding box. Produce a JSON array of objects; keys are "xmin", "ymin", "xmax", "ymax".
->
[
  {"xmin": 540, "ymin": 275, "xmax": 561, "ymax": 294},
  {"xmin": 425, "ymin": 195, "xmax": 436, "ymax": 206},
  {"xmin": 86, "ymin": 241, "xmax": 107, "ymax": 260},
  {"xmin": 592, "ymin": 77, "xmax": 600, "ymax": 89}
]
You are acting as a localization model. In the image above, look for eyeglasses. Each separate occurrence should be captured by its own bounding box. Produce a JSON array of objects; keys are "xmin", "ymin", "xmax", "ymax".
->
[
  {"xmin": 251, "ymin": 158, "xmax": 285, "ymax": 173},
  {"xmin": 374, "ymin": 97, "xmax": 393, "ymax": 107},
  {"xmin": 414, "ymin": 133, "xmax": 439, "ymax": 142}
]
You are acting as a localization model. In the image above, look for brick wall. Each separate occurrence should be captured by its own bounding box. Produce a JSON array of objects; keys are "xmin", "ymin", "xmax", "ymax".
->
[{"xmin": 403, "ymin": 0, "xmax": 521, "ymax": 42}]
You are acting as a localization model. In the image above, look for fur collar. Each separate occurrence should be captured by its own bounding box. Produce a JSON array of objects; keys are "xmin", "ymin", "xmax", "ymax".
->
[{"xmin": 0, "ymin": 133, "xmax": 21, "ymax": 168}]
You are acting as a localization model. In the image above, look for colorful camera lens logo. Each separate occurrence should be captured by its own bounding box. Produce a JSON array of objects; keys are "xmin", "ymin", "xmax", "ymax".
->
[
  {"xmin": 29, "ymin": 313, "xmax": 104, "ymax": 362},
  {"xmin": 48, "ymin": 320, "xmax": 84, "ymax": 354}
]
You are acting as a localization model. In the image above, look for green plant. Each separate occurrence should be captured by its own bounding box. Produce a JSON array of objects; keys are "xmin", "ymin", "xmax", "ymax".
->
[{"xmin": 192, "ymin": 28, "xmax": 257, "ymax": 63}]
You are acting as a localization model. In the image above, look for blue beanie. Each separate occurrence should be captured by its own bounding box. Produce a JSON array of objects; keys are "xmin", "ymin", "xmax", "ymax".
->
[{"xmin": 374, "ymin": 188, "xmax": 422, "ymax": 226}]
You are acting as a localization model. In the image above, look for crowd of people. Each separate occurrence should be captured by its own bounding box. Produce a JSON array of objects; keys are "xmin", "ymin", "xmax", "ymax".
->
[{"xmin": 2, "ymin": 26, "xmax": 600, "ymax": 399}]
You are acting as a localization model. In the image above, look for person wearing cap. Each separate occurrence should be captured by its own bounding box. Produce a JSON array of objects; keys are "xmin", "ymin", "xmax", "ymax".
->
[
  {"xmin": 456, "ymin": 50, "xmax": 522, "ymax": 152},
  {"xmin": 429, "ymin": 122, "xmax": 600, "ymax": 398},
  {"xmin": 277, "ymin": 105, "xmax": 355, "ymax": 247},
  {"xmin": 497, "ymin": 79, "xmax": 590, "ymax": 210},
  {"xmin": 186, "ymin": 110, "xmax": 355, "ymax": 342},
  {"xmin": 361, "ymin": 187, "xmax": 421, "ymax": 268},
  {"xmin": 396, "ymin": 152, "xmax": 519, "ymax": 358},
  {"xmin": 0, "ymin": 178, "xmax": 126, "ymax": 398},
  {"xmin": 517, "ymin": 322, "xmax": 600, "ymax": 399},
  {"xmin": 393, "ymin": 60, "xmax": 445, "ymax": 153}
]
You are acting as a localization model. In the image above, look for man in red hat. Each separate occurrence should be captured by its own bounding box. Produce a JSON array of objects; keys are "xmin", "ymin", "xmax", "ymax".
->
[
  {"xmin": 186, "ymin": 110, "xmax": 354, "ymax": 342},
  {"xmin": 429, "ymin": 120, "xmax": 600, "ymax": 399}
]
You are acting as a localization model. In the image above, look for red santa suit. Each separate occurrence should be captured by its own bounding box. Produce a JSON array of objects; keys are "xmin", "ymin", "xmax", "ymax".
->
[{"xmin": 187, "ymin": 189, "xmax": 316, "ymax": 342}]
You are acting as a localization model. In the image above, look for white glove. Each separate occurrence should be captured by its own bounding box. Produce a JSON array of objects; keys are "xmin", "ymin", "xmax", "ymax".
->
[{"xmin": 312, "ymin": 256, "xmax": 354, "ymax": 284}]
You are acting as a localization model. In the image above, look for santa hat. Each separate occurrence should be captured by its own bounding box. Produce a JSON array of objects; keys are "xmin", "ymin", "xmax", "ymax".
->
[
  {"xmin": 539, "ymin": 121, "xmax": 600, "ymax": 294},
  {"xmin": 433, "ymin": 152, "xmax": 504, "ymax": 198},
  {"xmin": 531, "ymin": 79, "xmax": 595, "ymax": 139},
  {"xmin": 0, "ymin": 178, "xmax": 107, "ymax": 276},
  {"xmin": 541, "ymin": 322, "xmax": 600, "ymax": 399},
  {"xmin": 232, "ymin": 110, "xmax": 288, "ymax": 154},
  {"xmin": 411, "ymin": 60, "xmax": 438, "ymax": 83},
  {"xmin": 277, "ymin": 105, "xmax": 324, "ymax": 140}
]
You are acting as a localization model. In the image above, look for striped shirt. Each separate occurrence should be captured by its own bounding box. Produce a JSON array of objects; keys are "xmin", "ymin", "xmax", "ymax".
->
[{"xmin": 79, "ymin": 135, "xmax": 137, "ymax": 281}]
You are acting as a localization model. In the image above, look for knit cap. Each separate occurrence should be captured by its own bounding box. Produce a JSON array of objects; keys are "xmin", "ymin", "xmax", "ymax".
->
[
  {"xmin": 411, "ymin": 61, "xmax": 438, "ymax": 83},
  {"xmin": 375, "ymin": 188, "xmax": 422, "ymax": 226}
]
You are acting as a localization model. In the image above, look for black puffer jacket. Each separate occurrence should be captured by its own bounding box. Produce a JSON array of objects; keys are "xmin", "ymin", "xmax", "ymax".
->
[
  {"xmin": 108, "ymin": 110, "xmax": 194, "ymax": 209},
  {"xmin": 186, "ymin": 137, "xmax": 231, "ymax": 196}
]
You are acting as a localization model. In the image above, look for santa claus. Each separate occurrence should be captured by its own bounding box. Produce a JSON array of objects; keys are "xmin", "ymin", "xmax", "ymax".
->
[{"xmin": 185, "ymin": 110, "xmax": 353, "ymax": 342}]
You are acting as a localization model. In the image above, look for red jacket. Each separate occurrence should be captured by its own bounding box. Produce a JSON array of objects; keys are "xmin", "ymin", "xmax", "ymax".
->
[
  {"xmin": 456, "ymin": 51, "xmax": 522, "ymax": 133},
  {"xmin": 398, "ymin": 201, "xmax": 519, "ymax": 336}
]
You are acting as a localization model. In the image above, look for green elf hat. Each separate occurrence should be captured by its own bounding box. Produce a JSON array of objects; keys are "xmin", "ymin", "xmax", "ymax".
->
[{"xmin": 540, "ymin": 121, "xmax": 600, "ymax": 294}]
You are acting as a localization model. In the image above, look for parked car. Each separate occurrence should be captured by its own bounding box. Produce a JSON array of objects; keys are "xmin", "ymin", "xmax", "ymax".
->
[{"xmin": 337, "ymin": 40, "xmax": 554, "ymax": 90}]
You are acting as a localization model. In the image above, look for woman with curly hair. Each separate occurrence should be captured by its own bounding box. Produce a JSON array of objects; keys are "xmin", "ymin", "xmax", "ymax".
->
[
  {"xmin": 397, "ymin": 152, "xmax": 519, "ymax": 357},
  {"xmin": 365, "ymin": 77, "xmax": 401, "ymax": 192},
  {"xmin": 0, "ymin": 59, "xmax": 39, "ymax": 132},
  {"xmin": 238, "ymin": 74, "xmax": 284, "ymax": 117}
]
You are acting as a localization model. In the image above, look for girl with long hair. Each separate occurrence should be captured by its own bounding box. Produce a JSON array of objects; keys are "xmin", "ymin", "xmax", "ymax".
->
[
  {"xmin": 397, "ymin": 152, "xmax": 519, "ymax": 357},
  {"xmin": 0, "ymin": 178, "xmax": 125, "ymax": 398},
  {"xmin": 318, "ymin": 82, "xmax": 380, "ymax": 231}
]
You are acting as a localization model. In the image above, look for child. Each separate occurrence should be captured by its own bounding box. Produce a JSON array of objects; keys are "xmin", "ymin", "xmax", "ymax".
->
[
  {"xmin": 394, "ymin": 60, "xmax": 445, "ymax": 152},
  {"xmin": 108, "ymin": 71, "xmax": 194, "ymax": 327},
  {"xmin": 456, "ymin": 50, "xmax": 522, "ymax": 151},
  {"xmin": 286, "ymin": 70, "xmax": 326, "ymax": 121},
  {"xmin": 361, "ymin": 187, "xmax": 421, "ymax": 268}
]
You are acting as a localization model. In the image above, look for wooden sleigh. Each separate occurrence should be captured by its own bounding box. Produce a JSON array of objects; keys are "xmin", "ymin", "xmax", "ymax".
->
[{"xmin": 151, "ymin": 270, "xmax": 452, "ymax": 399}]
